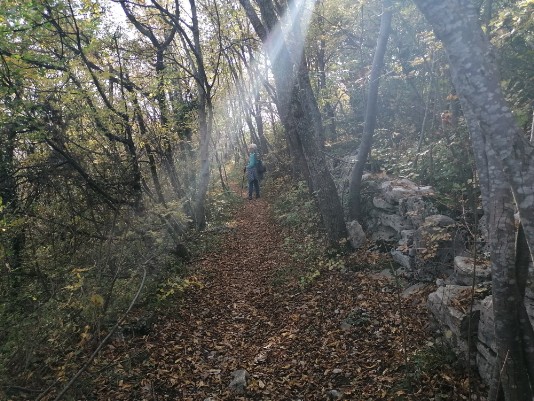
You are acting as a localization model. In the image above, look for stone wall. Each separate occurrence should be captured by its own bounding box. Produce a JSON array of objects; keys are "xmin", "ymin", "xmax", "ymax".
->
[
  {"xmin": 349, "ymin": 175, "xmax": 467, "ymax": 282},
  {"xmin": 345, "ymin": 174, "xmax": 534, "ymax": 386},
  {"xmin": 345, "ymin": 175, "xmax": 485, "ymax": 385}
]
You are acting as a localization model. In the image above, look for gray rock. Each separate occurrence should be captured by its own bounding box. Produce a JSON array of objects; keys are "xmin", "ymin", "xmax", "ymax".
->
[
  {"xmin": 346, "ymin": 220, "xmax": 366, "ymax": 249},
  {"xmin": 372, "ymin": 196, "xmax": 396, "ymax": 212},
  {"xmin": 414, "ymin": 215, "xmax": 462, "ymax": 266},
  {"xmin": 453, "ymin": 256, "xmax": 491, "ymax": 285},
  {"xmin": 229, "ymin": 369, "xmax": 249, "ymax": 394},
  {"xmin": 399, "ymin": 230, "xmax": 415, "ymax": 246},
  {"xmin": 402, "ymin": 283, "xmax": 428, "ymax": 298},
  {"xmin": 326, "ymin": 389, "xmax": 343, "ymax": 400},
  {"xmin": 369, "ymin": 225, "xmax": 399, "ymax": 242},
  {"xmin": 424, "ymin": 214, "xmax": 455, "ymax": 227},
  {"xmin": 380, "ymin": 179, "xmax": 433, "ymax": 204},
  {"xmin": 380, "ymin": 213, "xmax": 414, "ymax": 233},
  {"xmin": 391, "ymin": 250, "xmax": 413, "ymax": 269},
  {"xmin": 427, "ymin": 285, "xmax": 480, "ymax": 358}
]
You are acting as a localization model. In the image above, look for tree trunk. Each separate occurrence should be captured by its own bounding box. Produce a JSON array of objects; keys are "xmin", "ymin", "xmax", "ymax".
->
[
  {"xmin": 486, "ymin": 158, "xmax": 531, "ymax": 401},
  {"xmin": 347, "ymin": 0, "xmax": 392, "ymax": 221},
  {"xmin": 530, "ymin": 101, "xmax": 534, "ymax": 143},
  {"xmin": 413, "ymin": 1, "xmax": 534, "ymax": 398},
  {"xmin": 413, "ymin": 0, "xmax": 534, "ymax": 261},
  {"xmin": 239, "ymin": 0, "xmax": 348, "ymax": 245}
]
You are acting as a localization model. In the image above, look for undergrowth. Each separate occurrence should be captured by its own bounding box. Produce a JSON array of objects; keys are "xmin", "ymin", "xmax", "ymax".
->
[{"xmin": 265, "ymin": 177, "xmax": 345, "ymax": 289}]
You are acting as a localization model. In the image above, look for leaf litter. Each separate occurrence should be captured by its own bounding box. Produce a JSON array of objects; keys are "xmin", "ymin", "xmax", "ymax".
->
[{"xmin": 85, "ymin": 195, "xmax": 485, "ymax": 400}]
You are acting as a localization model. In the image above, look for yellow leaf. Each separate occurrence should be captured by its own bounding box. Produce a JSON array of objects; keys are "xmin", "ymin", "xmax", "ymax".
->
[{"xmin": 90, "ymin": 294, "xmax": 105, "ymax": 307}]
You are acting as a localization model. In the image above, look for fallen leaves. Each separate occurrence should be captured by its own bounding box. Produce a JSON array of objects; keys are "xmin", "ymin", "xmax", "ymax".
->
[{"xmin": 78, "ymin": 194, "xmax": 485, "ymax": 401}]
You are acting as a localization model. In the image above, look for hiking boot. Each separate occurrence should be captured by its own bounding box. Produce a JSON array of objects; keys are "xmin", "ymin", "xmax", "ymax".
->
[
  {"xmin": 255, "ymin": 194, "xmax": 260, "ymax": 199},
  {"xmin": 248, "ymin": 196, "xmax": 253, "ymax": 200}
]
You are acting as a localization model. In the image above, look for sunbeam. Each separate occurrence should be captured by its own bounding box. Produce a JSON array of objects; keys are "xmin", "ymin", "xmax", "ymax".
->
[{"xmin": 213, "ymin": 0, "xmax": 317, "ymax": 160}]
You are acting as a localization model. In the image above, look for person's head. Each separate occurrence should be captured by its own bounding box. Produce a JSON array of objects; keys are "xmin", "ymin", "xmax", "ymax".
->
[{"xmin": 248, "ymin": 143, "xmax": 257, "ymax": 153}]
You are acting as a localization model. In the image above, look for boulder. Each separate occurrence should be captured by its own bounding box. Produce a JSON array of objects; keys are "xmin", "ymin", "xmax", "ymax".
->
[
  {"xmin": 391, "ymin": 249, "xmax": 414, "ymax": 270},
  {"xmin": 379, "ymin": 179, "xmax": 433, "ymax": 204},
  {"xmin": 398, "ymin": 230, "xmax": 415, "ymax": 247},
  {"xmin": 372, "ymin": 196, "xmax": 396, "ymax": 212},
  {"xmin": 369, "ymin": 225, "xmax": 399, "ymax": 243},
  {"xmin": 427, "ymin": 285, "xmax": 480, "ymax": 360},
  {"xmin": 380, "ymin": 213, "xmax": 414, "ymax": 233},
  {"xmin": 453, "ymin": 256, "xmax": 491, "ymax": 286},
  {"xmin": 399, "ymin": 197, "xmax": 434, "ymax": 228},
  {"xmin": 346, "ymin": 220, "xmax": 366, "ymax": 249}
]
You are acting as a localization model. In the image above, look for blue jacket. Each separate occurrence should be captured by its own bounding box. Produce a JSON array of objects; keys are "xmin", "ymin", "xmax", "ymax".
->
[
  {"xmin": 246, "ymin": 152, "xmax": 258, "ymax": 182},
  {"xmin": 247, "ymin": 152, "xmax": 257, "ymax": 169}
]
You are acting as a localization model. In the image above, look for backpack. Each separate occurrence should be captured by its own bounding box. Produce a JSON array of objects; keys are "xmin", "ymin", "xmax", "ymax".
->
[{"xmin": 255, "ymin": 157, "xmax": 266, "ymax": 179}]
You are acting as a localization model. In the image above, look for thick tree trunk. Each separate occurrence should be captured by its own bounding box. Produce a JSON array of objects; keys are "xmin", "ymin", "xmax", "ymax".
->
[
  {"xmin": 487, "ymin": 161, "xmax": 531, "ymax": 401},
  {"xmin": 189, "ymin": 0, "xmax": 212, "ymax": 230},
  {"xmin": 413, "ymin": 0, "xmax": 534, "ymax": 260},
  {"xmin": 530, "ymin": 102, "xmax": 534, "ymax": 143},
  {"xmin": 464, "ymin": 104, "xmax": 532, "ymax": 401},
  {"xmin": 515, "ymin": 224, "xmax": 534, "ymax": 392},
  {"xmin": 347, "ymin": 0, "xmax": 392, "ymax": 221},
  {"xmin": 254, "ymin": 92, "xmax": 270, "ymax": 154},
  {"xmin": 413, "ymin": 1, "xmax": 534, "ymax": 398}
]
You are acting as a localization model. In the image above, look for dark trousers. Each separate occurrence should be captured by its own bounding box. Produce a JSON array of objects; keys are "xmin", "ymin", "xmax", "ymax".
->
[{"xmin": 248, "ymin": 179, "xmax": 260, "ymax": 199}]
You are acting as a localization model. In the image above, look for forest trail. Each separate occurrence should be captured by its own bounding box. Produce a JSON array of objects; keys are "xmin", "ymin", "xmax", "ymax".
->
[{"xmin": 93, "ymin": 191, "xmax": 478, "ymax": 400}]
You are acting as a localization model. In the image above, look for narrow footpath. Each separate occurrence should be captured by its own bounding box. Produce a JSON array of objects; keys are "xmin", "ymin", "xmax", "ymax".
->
[{"xmin": 93, "ymin": 194, "xmax": 482, "ymax": 400}]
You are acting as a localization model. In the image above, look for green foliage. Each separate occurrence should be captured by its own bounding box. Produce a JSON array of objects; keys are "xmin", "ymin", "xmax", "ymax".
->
[
  {"xmin": 270, "ymin": 266, "xmax": 298, "ymax": 288},
  {"xmin": 205, "ymin": 186, "xmax": 242, "ymax": 228},
  {"xmin": 389, "ymin": 341, "xmax": 459, "ymax": 399},
  {"xmin": 269, "ymin": 177, "xmax": 345, "ymax": 289},
  {"xmin": 411, "ymin": 341, "xmax": 458, "ymax": 375},
  {"xmin": 492, "ymin": 0, "xmax": 534, "ymax": 113},
  {"xmin": 156, "ymin": 277, "xmax": 203, "ymax": 304},
  {"xmin": 0, "ymin": 197, "xmax": 193, "ymax": 390},
  {"xmin": 271, "ymin": 180, "xmax": 319, "ymax": 228}
]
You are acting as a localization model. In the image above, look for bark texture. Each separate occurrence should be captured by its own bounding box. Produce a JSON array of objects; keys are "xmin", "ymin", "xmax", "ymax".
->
[
  {"xmin": 413, "ymin": 0, "xmax": 534, "ymax": 259},
  {"xmin": 412, "ymin": 1, "xmax": 534, "ymax": 399}
]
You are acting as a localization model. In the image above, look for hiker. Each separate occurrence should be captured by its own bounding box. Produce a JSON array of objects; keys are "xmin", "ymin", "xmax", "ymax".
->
[{"xmin": 244, "ymin": 143, "xmax": 260, "ymax": 200}]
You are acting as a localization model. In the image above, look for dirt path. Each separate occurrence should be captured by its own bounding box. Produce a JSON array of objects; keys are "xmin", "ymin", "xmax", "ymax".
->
[{"xmin": 92, "ymin": 195, "xmax": 481, "ymax": 400}]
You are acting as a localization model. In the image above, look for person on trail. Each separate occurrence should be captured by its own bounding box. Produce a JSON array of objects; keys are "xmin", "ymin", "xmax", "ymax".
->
[{"xmin": 244, "ymin": 143, "xmax": 260, "ymax": 200}]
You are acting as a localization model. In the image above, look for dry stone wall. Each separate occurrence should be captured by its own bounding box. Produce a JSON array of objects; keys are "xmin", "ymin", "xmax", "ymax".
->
[{"xmin": 351, "ymin": 174, "xmax": 531, "ymax": 386}]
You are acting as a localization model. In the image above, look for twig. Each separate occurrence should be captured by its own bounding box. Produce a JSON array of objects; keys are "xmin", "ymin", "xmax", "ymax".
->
[
  {"xmin": 4, "ymin": 386, "xmax": 43, "ymax": 394},
  {"xmin": 36, "ymin": 268, "xmax": 147, "ymax": 401}
]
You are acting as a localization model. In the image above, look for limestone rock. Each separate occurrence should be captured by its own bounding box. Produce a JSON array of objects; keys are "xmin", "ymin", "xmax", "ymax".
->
[
  {"xmin": 326, "ymin": 389, "xmax": 343, "ymax": 400},
  {"xmin": 346, "ymin": 220, "xmax": 366, "ymax": 249},
  {"xmin": 391, "ymin": 249, "xmax": 413, "ymax": 269},
  {"xmin": 427, "ymin": 285, "xmax": 480, "ymax": 358},
  {"xmin": 380, "ymin": 213, "xmax": 414, "ymax": 233},
  {"xmin": 369, "ymin": 225, "xmax": 398, "ymax": 242},
  {"xmin": 453, "ymin": 256, "xmax": 491, "ymax": 285},
  {"xmin": 414, "ymin": 215, "xmax": 464, "ymax": 266},
  {"xmin": 372, "ymin": 196, "xmax": 396, "ymax": 212}
]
